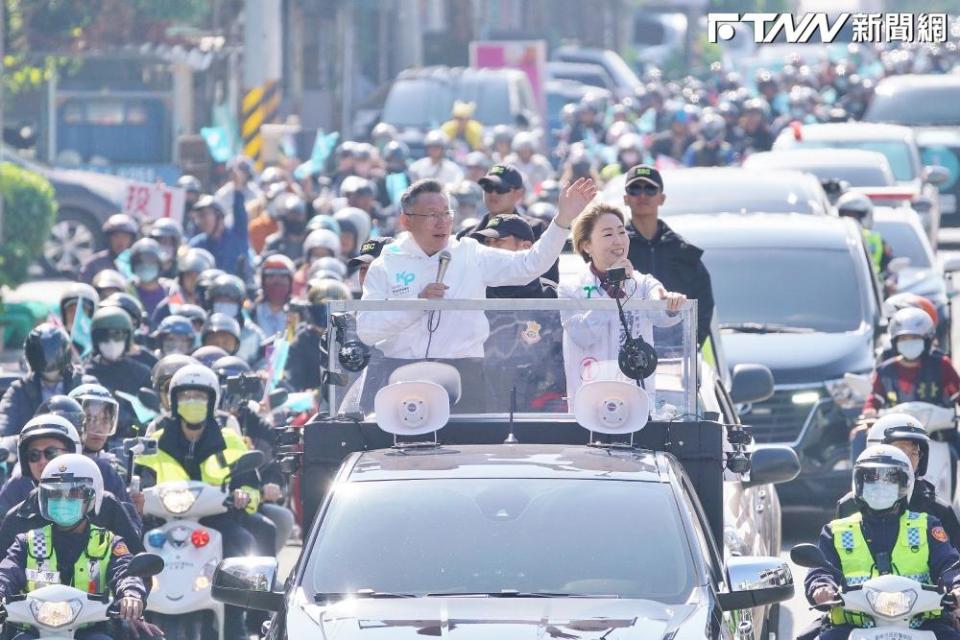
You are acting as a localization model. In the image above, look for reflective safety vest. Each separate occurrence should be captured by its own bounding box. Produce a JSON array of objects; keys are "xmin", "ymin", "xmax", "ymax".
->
[
  {"xmin": 135, "ymin": 428, "xmax": 260, "ymax": 513},
  {"xmin": 25, "ymin": 525, "xmax": 112, "ymax": 594},
  {"xmin": 829, "ymin": 511, "xmax": 939, "ymax": 627},
  {"xmin": 863, "ymin": 229, "xmax": 884, "ymax": 274}
]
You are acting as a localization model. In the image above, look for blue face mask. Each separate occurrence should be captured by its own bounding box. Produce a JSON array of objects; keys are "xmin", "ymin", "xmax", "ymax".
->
[
  {"xmin": 135, "ymin": 264, "xmax": 159, "ymax": 283},
  {"xmin": 47, "ymin": 497, "xmax": 84, "ymax": 528}
]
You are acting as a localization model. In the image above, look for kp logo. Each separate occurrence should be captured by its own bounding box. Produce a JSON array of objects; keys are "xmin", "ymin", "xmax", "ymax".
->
[{"xmin": 395, "ymin": 272, "xmax": 415, "ymax": 286}]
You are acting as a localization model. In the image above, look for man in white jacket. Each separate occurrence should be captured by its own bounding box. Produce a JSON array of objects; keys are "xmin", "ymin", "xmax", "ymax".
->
[{"xmin": 356, "ymin": 177, "xmax": 596, "ymax": 411}]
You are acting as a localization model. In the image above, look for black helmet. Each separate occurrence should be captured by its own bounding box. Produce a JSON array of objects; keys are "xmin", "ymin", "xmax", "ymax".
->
[
  {"xmin": 91, "ymin": 270, "xmax": 129, "ymax": 297},
  {"xmin": 102, "ymin": 213, "xmax": 138, "ymax": 237},
  {"xmin": 383, "ymin": 140, "xmax": 409, "ymax": 165},
  {"xmin": 100, "ymin": 292, "xmax": 146, "ymax": 331},
  {"xmin": 177, "ymin": 304, "xmax": 207, "ymax": 332},
  {"xmin": 154, "ymin": 314, "xmax": 196, "ymax": 356},
  {"xmin": 177, "ymin": 248, "xmax": 215, "ymax": 275},
  {"xmin": 151, "ymin": 354, "xmax": 199, "ymax": 409},
  {"xmin": 202, "ymin": 313, "xmax": 241, "ymax": 355},
  {"xmin": 195, "ymin": 268, "xmax": 226, "ymax": 309},
  {"xmin": 208, "ymin": 274, "xmax": 246, "ymax": 305},
  {"xmin": 190, "ymin": 345, "xmax": 229, "ymax": 369},
  {"xmin": 18, "ymin": 414, "xmax": 81, "ymax": 478},
  {"xmin": 90, "ymin": 306, "xmax": 133, "ymax": 354},
  {"xmin": 212, "ymin": 355, "xmax": 251, "ymax": 381},
  {"xmin": 36, "ymin": 395, "xmax": 85, "ymax": 431},
  {"xmin": 59, "ymin": 284, "xmax": 99, "ymax": 326},
  {"xmin": 24, "ymin": 323, "xmax": 71, "ymax": 377}
]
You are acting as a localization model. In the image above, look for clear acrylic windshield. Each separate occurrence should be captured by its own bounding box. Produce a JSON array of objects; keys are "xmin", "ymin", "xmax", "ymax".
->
[{"xmin": 325, "ymin": 298, "xmax": 698, "ymax": 422}]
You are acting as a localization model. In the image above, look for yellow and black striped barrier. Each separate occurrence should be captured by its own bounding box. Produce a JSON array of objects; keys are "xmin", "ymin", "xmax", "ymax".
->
[{"xmin": 241, "ymin": 79, "xmax": 280, "ymax": 169}]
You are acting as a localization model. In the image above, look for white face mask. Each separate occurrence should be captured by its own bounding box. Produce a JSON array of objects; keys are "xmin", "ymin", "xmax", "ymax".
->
[
  {"xmin": 862, "ymin": 480, "xmax": 901, "ymax": 511},
  {"xmin": 213, "ymin": 302, "xmax": 239, "ymax": 318},
  {"xmin": 98, "ymin": 340, "xmax": 125, "ymax": 361},
  {"xmin": 897, "ymin": 338, "xmax": 925, "ymax": 360}
]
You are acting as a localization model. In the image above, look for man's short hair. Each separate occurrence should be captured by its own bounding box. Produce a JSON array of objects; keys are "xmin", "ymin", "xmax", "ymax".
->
[{"xmin": 400, "ymin": 179, "xmax": 447, "ymax": 213}]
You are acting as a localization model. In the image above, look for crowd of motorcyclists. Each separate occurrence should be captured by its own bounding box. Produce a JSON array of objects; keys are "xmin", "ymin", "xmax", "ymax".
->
[{"xmin": 0, "ymin": 36, "xmax": 958, "ymax": 640}]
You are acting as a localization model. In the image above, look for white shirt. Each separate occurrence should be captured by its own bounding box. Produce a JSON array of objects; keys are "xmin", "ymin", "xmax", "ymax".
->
[
  {"xmin": 357, "ymin": 221, "xmax": 568, "ymax": 359},
  {"xmin": 558, "ymin": 262, "xmax": 679, "ymax": 410},
  {"xmin": 408, "ymin": 158, "xmax": 464, "ymax": 186}
]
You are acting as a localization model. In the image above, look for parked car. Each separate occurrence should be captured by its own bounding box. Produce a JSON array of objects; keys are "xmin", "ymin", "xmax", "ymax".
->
[
  {"xmin": 380, "ymin": 67, "xmax": 543, "ymax": 158},
  {"xmin": 600, "ymin": 167, "xmax": 835, "ymax": 216},
  {"xmin": 864, "ymin": 74, "xmax": 960, "ymax": 221},
  {"xmin": 550, "ymin": 46, "xmax": 640, "ymax": 100},
  {"xmin": 669, "ymin": 213, "xmax": 884, "ymax": 509},
  {"xmin": 772, "ymin": 122, "xmax": 948, "ymax": 241},
  {"xmin": 1, "ymin": 147, "xmax": 123, "ymax": 276}
]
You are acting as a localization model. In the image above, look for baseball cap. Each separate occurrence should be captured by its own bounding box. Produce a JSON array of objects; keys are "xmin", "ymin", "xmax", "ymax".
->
[
  {"xmin": 624, "ymin": 164, "xmax": 664, "ymax": 191},
  {"xmin": 471, "ymin": 215, "xmax": 534, "ymax": 243},
  {"xmin": 348, "ymin": 237, "xmax": 394, "ymax": 268},
  {"xmin": 478, "ymin": 164, "xmax": 524, "ymax": 191}
]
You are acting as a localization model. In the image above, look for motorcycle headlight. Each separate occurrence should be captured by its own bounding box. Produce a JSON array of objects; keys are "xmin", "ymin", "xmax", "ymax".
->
[
  {"xmin": 866, "ymin": 588, "xmax": 917, "ymax": 618},
  {"xmin": 194, "ymin": 559, "xmax": 218, "ymax": 592},
  {"xmin": 30, "ymin": 599, "xmax": 82, "ymax": 628},
  {"xmin": 159, "ymin": 487, "xmax": 201, "ymax": 514},
  {"xmin": 824, "ymin": 379, "xmax": 866, "ymax": 410}
]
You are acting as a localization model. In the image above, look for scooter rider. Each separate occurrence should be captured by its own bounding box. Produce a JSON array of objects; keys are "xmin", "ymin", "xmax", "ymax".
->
[
  {"xmin": 0, "ymin": 454, "xmax": 148, "ymax": 640},
  {"xmin": 805, "ymin": 445, "xmax": 960, "ymax": 639},
  {"xmin": 133, "ymin": 364, "xmax": 261, "ymax": 639},
  {"xmin": 837, "ymin": 413, "xmax": 960, "ymax": 548}
]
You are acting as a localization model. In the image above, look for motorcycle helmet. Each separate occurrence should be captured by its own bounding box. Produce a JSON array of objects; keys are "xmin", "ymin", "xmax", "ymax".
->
[
  {"xmin": 853, "ymin": 444, "xmax": 914, "ymax": 514},
  {"xmin": 129, "ymin": 238, "xmax": 163, "ymax": 282},
  {"xmin": 867, "ymin": 413, "xmax": 930, "ymax": 476},
  {"xmin": 36, "ymin": 395, "xmax": 85, "ymax": 432},
  {"xmin": 168, "ymin": 364, "xmax": 220, "ymax": 427},
  {"xmin": 836, "ymin": 192, "xmax": 874, "ymax": 229},
  {"xmin": 90, "ymin": 306, "xmax": 133, "ymax": 359},
  {"xmin": 191, "ymin": 346, "xmax": 229, "ymax": 369},
  {"xmin": 151, "ymin": 354, "xmax": 200, "ymax": 412},
  {"xmin": 59, "ymin": 283, "xmax": 99, "ymax": 327},
  {"xmin": 39, "ymin": 453, "xmax": 104, "ymax": 527},
  {"xmin": 202, "ymin": 313, "xmax": 241, "ymax": 355},
  {"xmin": 18, "ymin": 414, "xmax": 81, "ymax": 479},
  {"xmin": 102, "ymin": 213, "xmax": 138, "ymax": 238},
  {"xmin": 177, "ymin": 248, "xmax": 216, "ymax": 275},
  {"xmin": 883, "ymin": 293, "xmax": 938, "ymax": 328},
  {"xmin": 24, "ymin": 323, "xmax": 72, "ymax": 379},
  {"xmin": 91, "ymin": 270, "xmax": 129, "ymax": 299},
  {"xmin": 153, "ymin": 314, "xmax": 197, "ymax": 356},
  {"xmin": 889, "ymin": 307, "xmax": 935, "ymax": 360},
  {"xmin": 100, "ymin": 292, "xmax": 146, "ymax": 332},
  {"xmin": 68, "ymin": 383, "xmax": 119, "ymax": 449},
  {"xmin": 207, "ymin": 274, "xmax": 246, "ymax": 319},
  {"xmin": 303, "ymin": 229, "xmax": 341, "ymax": 261}
]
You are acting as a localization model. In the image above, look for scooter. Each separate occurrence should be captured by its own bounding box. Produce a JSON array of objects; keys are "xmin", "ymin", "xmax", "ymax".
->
[
  {"xmin": 139, "ymin": 450, "xmax": 263, "ymax": 640},
  {"xmin": 3, "ymin": 553, "xmax": 163, "ymax": 639},
  {"xmin": 791, "ymin": 543, "xmax": 956, "ymax": 639}
]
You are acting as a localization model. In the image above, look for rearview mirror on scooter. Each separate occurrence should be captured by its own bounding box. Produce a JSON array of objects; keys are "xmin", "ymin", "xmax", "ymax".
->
[
  {"xmin": 137, "ymin": 387, "xmax": 161, "ymax": 413},
  {"xmin": 790, "ymin": 543, "xmax": 829, "ymax": 569},
  {"xmin": 126, "ymin": 553, "xmax": 165, "ymax": 578},
  {"xmin": 228, "ymin": 451, "xmax": 265, "ymax": 477}
]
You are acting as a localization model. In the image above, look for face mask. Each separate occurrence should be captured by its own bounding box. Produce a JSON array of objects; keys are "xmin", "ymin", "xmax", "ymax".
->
[
  {"xmin": 177, "ymin": 398, "xmax": 208, "ymax": 426},
  {"xmin": 135, "ymin": 264, "xmax": 159, "ymax": 283},
  {"xmin": 897, "ymin": 339, "xmax": 925, "ymax": 360},
  {"xmin": 47, "ymin": 497, "xmax": 85, "ymax": 528},
  {"xmin": 213, "ymin": 302, "xmax": 239, "ymax": 318},
  {"xmin": 98, "ymin": 340, "xmax": 125, "ymax": 361},
  {"xmin": 862, "ymin": 480, "xmax": 901, "ymax": 511}
]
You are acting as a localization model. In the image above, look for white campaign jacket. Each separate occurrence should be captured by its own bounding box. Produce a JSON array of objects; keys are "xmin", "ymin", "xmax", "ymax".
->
[
  {"xmin": 558, "ymin": 262, "xmax": 679, "ymax": 411},
  {"xmin": 358, "ymin": 221, "xmax": 568, "ymax": 359}
]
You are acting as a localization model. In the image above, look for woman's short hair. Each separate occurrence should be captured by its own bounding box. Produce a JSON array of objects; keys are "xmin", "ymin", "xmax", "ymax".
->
[{"xmin": 571, "ymin": 203, "xmax": 626, "ymax": 262}]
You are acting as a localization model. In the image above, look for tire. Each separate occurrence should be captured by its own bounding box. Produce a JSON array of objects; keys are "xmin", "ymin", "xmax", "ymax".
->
[{"xmin": 41, "ymin": 207, "xmax": 101, "ymax": 276}]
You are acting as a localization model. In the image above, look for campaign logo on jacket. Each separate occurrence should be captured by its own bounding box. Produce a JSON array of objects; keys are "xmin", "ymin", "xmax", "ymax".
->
[{"xmin": 391, "ymin": 271, "xmax": 416, "ymax": 296}]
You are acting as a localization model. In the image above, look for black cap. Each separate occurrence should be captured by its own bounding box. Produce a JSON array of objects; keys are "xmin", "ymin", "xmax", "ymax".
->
[
  {"xmin": 625, "ymin": 164, "xmax": 663, "ymax": 191},
  {"xmin": 349, "ymin": 236, "xmax": 394, "ymax": 268},
  {"xmin": 478, "ymin": 164, "xmax": 524, "ymax": 191},
  {"xmin": 471, "ymin": 215, "xmax": 534, "ymax": 243}
]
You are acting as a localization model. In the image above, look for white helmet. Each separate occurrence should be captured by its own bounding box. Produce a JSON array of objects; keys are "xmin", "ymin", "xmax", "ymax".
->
[
  {"xmin": 39, "ymin": 453, "xmax": 104, "ymax": 525},
  {"xmin": 854, "ymin": 444, "xmax": 914, "ymax": 514},
  {"xmin": 303, "ymin": 229, "xmax": 342, "ymax": 259},
  {"xmin": 889, "ymin": 307, "xmax": 935, "ymax": 341},
  {"xmin": 867, "ymin": 413, "xmax": 929, "ymax": 475},
  {"xmin": 333, "ymin": 207, "xmax": 372, "ymax": 247},
  {"xmin": 168, "ymin": 363, "xmax": 221, "ymax": 417}
]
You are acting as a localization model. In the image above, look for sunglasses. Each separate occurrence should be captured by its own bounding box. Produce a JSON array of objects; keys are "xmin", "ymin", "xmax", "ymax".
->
[
  {"xmin": 626, "ymin": 183, "xmax": 661, "ymax": 197},
  {"xmin": 27, "ymin": 447, "xmax": 67, "ymax": 463},
  {"xmin": 481, "ymin": 183, "xmax": 514, "ymax": 195}
]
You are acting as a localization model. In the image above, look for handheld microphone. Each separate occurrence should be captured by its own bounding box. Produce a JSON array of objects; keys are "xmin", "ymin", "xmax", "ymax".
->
[
  {"xmin": 426, "ymin": 250, "xmax": 452, "ymax": 359},
  {"xmin": 436, "ymin": 250, "xmax": 452, "ymax": 283}
]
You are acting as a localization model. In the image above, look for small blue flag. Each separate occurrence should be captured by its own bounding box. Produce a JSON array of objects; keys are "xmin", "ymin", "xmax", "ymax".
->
[{"xmin": 71, "ymin": 304, "xmax": 93, "ymax": 359}]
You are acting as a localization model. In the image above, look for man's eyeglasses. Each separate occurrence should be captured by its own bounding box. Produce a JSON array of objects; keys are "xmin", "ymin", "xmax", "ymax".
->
[
  {"xmin": 404, "ymin": 210, "xmax": 455, "ymax": 223},
  {"xmin": 625, "ymin": 183, "xmax": 661, "ymax": 197},
  {"xmin": 481, "ymin": 183, "xmax": 514, "ymax": 195},
  {"xmin": 27, "ymin": 447, "xmax": 67, "ymax": 463}
]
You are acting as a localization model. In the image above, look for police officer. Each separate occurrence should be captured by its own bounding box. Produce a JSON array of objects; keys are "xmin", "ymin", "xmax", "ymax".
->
[
  {"xmin": 0, "ymin": 454, "xmax": 147, "ymax": 640},
  {"xmin": 837, "ymin": 191, "xmax": 891, "ymax": 277},
  {"xmin": 838, "ymin": 413, "xmax": 960, "ymax": 548},
  {"xmin": 805, "ymin": 445, "xmax": 960, "ymax": 639},
  {"xmin": 134, "ymin": 364, "xmax": 264, "ymax": 639},
  {"xmin": 0, "ymin": 324, "xmax": 82, "ymax": 437},
  {"xmin": 145, "ymin": 354, "xmax": 198, "ymax": 431},
  {"xmin": 472, "ymin": 215, "xmax": 555, "ymax": 298},
  {"xmin": 80, "ymin": 214, "xmax": 139, "ymax": 284}
]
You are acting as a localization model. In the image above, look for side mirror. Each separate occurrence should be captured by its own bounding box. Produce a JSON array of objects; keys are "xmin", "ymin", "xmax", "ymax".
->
[
  {"xmin": 717, "ymin": 556, "xmax": 794, "ymax": 611},
  {"xmin": 790, "ymin": 543, "xmax": 830, "ymax": 569},
  {"xmin": 743, "ymin": 445, "xmax": 800, "ymax": 487},
  {"xmin": 923, "ymin": 165, "xmax": 950, "ymax": 186},
  {"xmin": 212, "ymin": 557, "xmax": 284, "ymax": 612},
  {"xmin": 229, "ymin": 450, "xmax": 265, "ymax": 476},
  {"xmin": 729, "ymin": 364, "xmax": 774, "ymax": 404},
  {"xmin": 887, "ymin": 256, "xmax": 911, "ymax": 274},
  {"xmin": 942, "ymin": 255, "xmax": 960, "ymax": 273},
  {"xmin": 138, "ymin": 387, "xmax": 161, "ymax": 413},
  {"xmin": 126, "ymin": 553, "xmax": 165, "ymax": 578}
]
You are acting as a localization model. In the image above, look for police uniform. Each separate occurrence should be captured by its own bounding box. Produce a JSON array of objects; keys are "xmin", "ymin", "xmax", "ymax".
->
[{"xmin": 805, "ymin": 510, "xmax": 960, "ymax": 638}]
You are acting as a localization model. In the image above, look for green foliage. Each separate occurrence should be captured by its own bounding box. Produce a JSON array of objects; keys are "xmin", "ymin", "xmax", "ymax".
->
[{"xmin": 0, "ymin": 163, "xmax": 57, "ymax": 288}]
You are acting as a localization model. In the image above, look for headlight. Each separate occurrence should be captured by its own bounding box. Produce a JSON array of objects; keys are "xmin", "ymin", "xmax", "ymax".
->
[
  {"xmin": 30, "ymin": 599, "xmax": 82, "ymax": 628},
  {"xmin": 194, "ymin": 559, "xmax": 218, "ymax": 592},
  {"xmin": 160, "ymin": 487, "xmax": 200, "ymax": 514},
  {"xmin": 824, "ymin": 379, "xmax": 866, "ymax": 410},
  {"xmin": 866, "ymin": 588, "xmax": 917, "ymax": 618}
]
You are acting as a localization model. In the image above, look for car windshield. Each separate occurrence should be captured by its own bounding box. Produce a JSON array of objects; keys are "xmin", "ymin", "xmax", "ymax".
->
[
  {"xmin": 306, "ymin": 478, "xmax": 697, "ymax": 602},
  {"xmin": 658, "ymin": 178, "xmax": 827, "ymax": 215},
  {"xmin": 705, "ymin": 248, "xmax": 865, "ymax": 332},
  {"xmin": 771, "ymin": 164, "xmax": 893, "ymax": 187},
  {"xmin": 866, "ymin": 86, "xmax": 960, "ymax": 127},
  {"xmin": 382, "ymin": 79, "xmax": 453, "ymax": 129},
  {"xmin": 792, "ymin": 140, "xmax": 916, "ymax": 182},
  {"xmin": 457, "ymin": 76, "xmax": 513, "ymax": 125},
  {"xmin": 874, "ymin": 220, "xmax": 932, "ymax": 269}
]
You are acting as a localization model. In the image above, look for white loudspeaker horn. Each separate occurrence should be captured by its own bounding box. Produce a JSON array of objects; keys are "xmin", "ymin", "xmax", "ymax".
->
[
  {"xmin": 374, "ymin": 381, "xmax": 451, "ymax": 436},
  {"xmin": 573, "ymin": 381, "xmax": 650, "ymax": 435}
]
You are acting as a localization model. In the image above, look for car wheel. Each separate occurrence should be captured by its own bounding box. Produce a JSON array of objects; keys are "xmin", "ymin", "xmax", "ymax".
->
[{"xmin": 42, "ymin": 208, "xmax": 100, "ymax": 276}]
